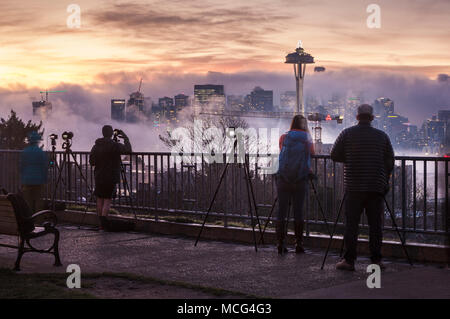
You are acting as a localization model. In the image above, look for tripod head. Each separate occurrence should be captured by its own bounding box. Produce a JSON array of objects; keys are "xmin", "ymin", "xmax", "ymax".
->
[
  {"xmin": 113, "ymin": 129, "xmax": 125, "ymax": 143},
  {"xmin": 61, "ymin": 131, "xmax": 73, "ymax": 152},
  {"xmin": 49, "ymin": 133, "xmax": 58, "ymax": 152}
]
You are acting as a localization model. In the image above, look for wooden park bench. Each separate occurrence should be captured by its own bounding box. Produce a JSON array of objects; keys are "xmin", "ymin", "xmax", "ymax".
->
[{"xmin": 0, "ymin": 192, "xmax": 62, "ymax": 271}]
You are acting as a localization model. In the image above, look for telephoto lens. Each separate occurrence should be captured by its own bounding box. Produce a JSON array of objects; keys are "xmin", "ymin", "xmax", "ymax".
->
[{"xmin": 62, "ymin": 131, "xmax": 74, "ymax": 140}]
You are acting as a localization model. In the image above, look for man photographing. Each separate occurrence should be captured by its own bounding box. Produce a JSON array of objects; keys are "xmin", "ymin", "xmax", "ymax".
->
[
  {"xmin": 330, "ymin": 104, "xmax": 394, "ymax": 271},
  {"xmin": 89, "ymin": 125, "xmax": 132, "ymax": 230}
]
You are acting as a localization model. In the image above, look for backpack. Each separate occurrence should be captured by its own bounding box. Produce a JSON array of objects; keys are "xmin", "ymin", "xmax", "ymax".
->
[{"xmin": 277, "ymin": 131, "xmax": 311, "ymax": 184}]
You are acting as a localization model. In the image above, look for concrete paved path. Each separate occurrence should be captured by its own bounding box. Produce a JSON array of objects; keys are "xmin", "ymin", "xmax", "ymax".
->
[{"xmin": 0, "ymin": 225, "xmax": 448, "ymax": 298}]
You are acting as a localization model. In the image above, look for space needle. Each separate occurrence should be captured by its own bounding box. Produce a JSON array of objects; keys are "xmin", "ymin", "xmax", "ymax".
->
[{"xmin": 285, "ymin": 41, "xmax": 315, "ymax": 114}]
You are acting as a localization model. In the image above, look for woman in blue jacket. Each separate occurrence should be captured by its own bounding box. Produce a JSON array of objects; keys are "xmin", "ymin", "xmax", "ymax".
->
[
  {"xmin": 277, "ymin": 115, "xmax": 314, "ymax": 254},
  {"xmin": 20, "ymin": 131, "xmax": 48, "ymax": 213}
]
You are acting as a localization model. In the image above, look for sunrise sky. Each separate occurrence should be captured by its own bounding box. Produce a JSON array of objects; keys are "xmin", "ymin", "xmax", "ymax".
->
[{"xmin": 1, "ymin": 0, "xmax": 449, "ymax": 89}]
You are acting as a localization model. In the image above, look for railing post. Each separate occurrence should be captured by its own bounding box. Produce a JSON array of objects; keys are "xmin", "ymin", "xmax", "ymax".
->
[
  {"xmin": 445, "ymin": 160, "xmax": 449, "ymax": 235},
  {"xmin": 401, "ymin": 159, "xmax": 406, "ymax": 236}
]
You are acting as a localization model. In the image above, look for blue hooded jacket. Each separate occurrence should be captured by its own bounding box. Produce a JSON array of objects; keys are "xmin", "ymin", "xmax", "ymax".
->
[{"xmin": 20, "ymin": 141, "xmax": 48, "ymax": 186}]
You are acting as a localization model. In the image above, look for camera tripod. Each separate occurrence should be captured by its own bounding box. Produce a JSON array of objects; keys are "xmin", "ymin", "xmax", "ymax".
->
[
  {"xmin": 50, "ymin": 139, "xmax": 96, "ymax": 229},
  {"xmin": 113, "ymin": 135, "xmax": 137, "ymax": 221},
  {"xmin": 194, "ymin": 142, "xmax": 264, "ymax": 251},
  {"xmin": 259, "ymin": 176, "xmax": 332, "ymax": 244},
  {"xmin": 320, "ymin": 193, "xmax": 413, "ymax": 269}
]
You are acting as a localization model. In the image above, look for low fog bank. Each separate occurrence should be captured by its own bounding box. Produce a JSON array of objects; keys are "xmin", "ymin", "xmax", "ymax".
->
[{"xmin": 0, "ymin": 68, "xmax": 448, "ymax": 152}]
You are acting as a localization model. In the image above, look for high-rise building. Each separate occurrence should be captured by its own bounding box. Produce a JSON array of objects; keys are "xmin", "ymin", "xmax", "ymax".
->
[
  {"xmin": 438, "ymin": 110, "xmax": 450, "ymax": 123},
  {"xmin": 126, "ymin": 90, "xmax": 146, "ymax": 123},
  {"xmin": 280, "ymin": 91, "xmax": 296, "ymax": 111},
  {"xmin": 438, "ymin": 110, "xmax": 450, "ymax": 152},
  {"xmin": 373, "ymin": 97, "xmax": 394, "ymax": 115},
  {"xmin": 111, "ymin": 99, "xmax": 126, "ymax": 122},
  {"xmin": 158, "ymin": 97, "xmax": 176, "ymax": 123},
  {"xmin": 193, "ymin": 84, "xmax": 225, "ymax": 113},
  {"xmin": 372, "ymin": 97, "xmax": 395, "ymax": 133},
  {"xmin": 32, "ymin": 100, "xmax": 52, "ymax": 120},
  {"xmin": 226, "ymin": 95, "xmax": 247, "ymax": 111},
  {"xmin": 159, "ymin": 97, "xmax": 174, "ymax": 108},
  {"xmin": 249, "ymin": 86, "xmax": 273, "ymax": 112},
  {"xmin": 174, "ymin": 94, "xmax": 190, "ymax": 110},
  {"xmin": 345, "ymin": 96, "xmax": 362, "ymax": 127}
]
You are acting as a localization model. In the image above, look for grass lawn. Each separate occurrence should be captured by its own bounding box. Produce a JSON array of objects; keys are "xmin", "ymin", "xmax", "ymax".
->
[
  {"xmin": 0, "ymin": 268, "xmax": 259, "ymax": 299},
  {"xmin": 0, "ymin": 268, "xmax": 95, "ymax": 299}
]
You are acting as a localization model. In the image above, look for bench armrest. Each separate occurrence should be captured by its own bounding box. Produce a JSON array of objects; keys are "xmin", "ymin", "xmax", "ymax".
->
[{"xmin": 29, "ymin": 210, "xmax": 58, "ymax": 226}]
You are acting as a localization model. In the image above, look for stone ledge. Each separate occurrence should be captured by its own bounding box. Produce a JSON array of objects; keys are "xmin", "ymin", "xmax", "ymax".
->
[{"xmin": 57, "ymin": 210, "xmax": 449, "ymax": 264}]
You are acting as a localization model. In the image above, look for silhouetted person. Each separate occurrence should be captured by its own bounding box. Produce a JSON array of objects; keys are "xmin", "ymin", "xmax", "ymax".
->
[
  {"xmin": 20, "ymin": 131, "xmax": 48, "ymax": 213},
  {"xmin": 331, "ymin": 104, "xmax": 394, "ymax": 271},
  {"xmin": 276, "ymin": 115, "xmax": 315, "ymax": 254},
  {"xmin": 89, "ymin": 125, "xmax": 131, "ymax": 230}
]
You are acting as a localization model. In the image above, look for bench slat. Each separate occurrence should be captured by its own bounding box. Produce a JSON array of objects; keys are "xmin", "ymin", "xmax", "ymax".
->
[
  {"xmin": 0, "ymin": 207, "xmax": 16, "ymax": 223},
  {"xmin": 0, "ymin": 196, "xmax": 19, "ymax": 236},
  {"xmin": 0, "ymin": 215, "xmax": 17, "ymax": 223},
  {"xmin": 0, "ymin": 220, "xmax": 18, "ymax": 236}
]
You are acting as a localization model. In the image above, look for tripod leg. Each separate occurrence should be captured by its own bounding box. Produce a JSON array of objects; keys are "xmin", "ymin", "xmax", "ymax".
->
[
  {"xmin": 383, "ymin": 197, "xmax": 413, "ymax": 266},
  {"xmin": 51, "ymin": 156, "xmax": 66, "ymax": 212},
  {"xmin": 66, "ymin": 151, "xmax": 98, "ymax": 229},
  {"xmin": 244, "ymin": 165, "xmax": 258, "ymax": 252},
  {"xmin": 310, "ymin": 179, "xmax": 331, "ymax": 236},
  {"xmin": 120, "ymin": 163, "xmax": 137, "ymax": 220},
  {"xmin": 244, "ymin": 160, "xmax": 264, "ymax": 245},
  {"xmin": 339, "ymin": 237, "xmax": 345, "ymax": 257},
  {"xmin": 321, "ymin": 193, "xmax": 347, "ymax": 270},
  {"xmin": 195, "ymin": 162, "xmax": 230, "ymax": 246},
  {"xmin": 259, "ymin": 197, "xmax": 277, "ymax": 244}
]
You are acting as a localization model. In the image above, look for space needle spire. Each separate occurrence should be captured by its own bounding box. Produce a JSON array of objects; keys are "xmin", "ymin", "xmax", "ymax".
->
[{"xmin": 285, "ymin": 41, "xmax": 315, "ymax": 114}]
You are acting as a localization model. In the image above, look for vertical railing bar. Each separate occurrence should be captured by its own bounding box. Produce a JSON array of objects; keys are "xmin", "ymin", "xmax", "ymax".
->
[
  {"xmin": 154, "ymin": 155, "xmax": 158, "ymax": 221},
  {"xmin": 434, "ymin": 159, "xmax": 438, "ymax": 232},
  {"xmin": 167, "ymin": 155, "xmax": 170, "ymax": 212},
  {"xmin": 401, "ymin": 159, "xmax": 406, "ymax": 234},
  {"xmin": 160, "ymin": 155, "xmax": 164, "ymax": 213},
  {"xmin": 413, "ymin": 160, "xmax": 417, "ymax": 230},
  {"xmin": 391, "ymin": 159, "xmax": 395, "ymax": 230},
  {"xmin": 445, "ymin": 159, "xmax": 449, "ymax": 235},
  {"xmin": 424, "ymin": 161, "xmax": 427, "ymax": 231},
  {"xmin": 323, "ymin": 158, "xmax": 327, "ymax": 225},
  {"xmin": 223, "ymin": 153, "xmax": 227, "ymax": 227}
]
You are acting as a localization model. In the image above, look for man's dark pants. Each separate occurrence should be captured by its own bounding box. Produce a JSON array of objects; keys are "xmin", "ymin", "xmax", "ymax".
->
[{"xmin": 344, "ymin": 191, "xmax": 384, "ymax": 264}]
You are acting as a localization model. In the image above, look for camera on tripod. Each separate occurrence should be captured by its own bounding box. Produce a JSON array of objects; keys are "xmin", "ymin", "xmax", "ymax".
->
[
  {"xmin": 61, "ymin": 131, "xmax": 73, "ymax": 150},
  {"xmin": 113, "ymin": 129, "xmax": 124, "ymax": 142},
  {"xmin": 49, "ymin": 133, "xmax": 58, "ymax": 147}
]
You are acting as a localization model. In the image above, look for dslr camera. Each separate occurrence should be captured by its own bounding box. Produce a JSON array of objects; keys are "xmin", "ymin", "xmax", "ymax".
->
[
  {"xmin": 113, "ymin": 129, "xmax": 125, "ymax": 142},
  {"xmin": 61, "ymin": 131, "xmax": 74, "ymax": 150}
]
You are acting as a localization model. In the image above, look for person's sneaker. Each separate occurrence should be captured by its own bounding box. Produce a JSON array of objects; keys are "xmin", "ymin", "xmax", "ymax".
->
[
  {"xmin": 295, "ymin": 245, "xmax": 305, "ymax": 254},
  {"xmin": 277, "ymin": 245, "xmax": 289, "ymax": 255},
  {"xmin": 336, "ymin": 259, "xmax": 355, "ymax": 271}
]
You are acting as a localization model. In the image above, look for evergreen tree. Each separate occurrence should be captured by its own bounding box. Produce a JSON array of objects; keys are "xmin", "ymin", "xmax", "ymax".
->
[{"xmin": 0, "ymin": 110, "xmax": 44, "ymax": 149}]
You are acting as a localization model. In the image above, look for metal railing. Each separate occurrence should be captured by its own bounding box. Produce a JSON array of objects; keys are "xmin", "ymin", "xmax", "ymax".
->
[{"xmin": 1, "ymin": 149, "xmax": 448, "ymax": 244}]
